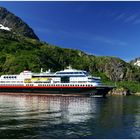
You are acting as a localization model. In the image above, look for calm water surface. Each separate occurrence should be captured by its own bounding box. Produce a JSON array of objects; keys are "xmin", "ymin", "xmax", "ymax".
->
[{"xmin": 0, "ymin": 94, "xmax": 139, "ymax": 139}]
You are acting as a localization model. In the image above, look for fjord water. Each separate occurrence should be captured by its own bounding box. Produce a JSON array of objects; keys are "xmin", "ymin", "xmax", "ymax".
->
[{"xmin": 0, "ymin": 95, "xmax": 139, "ymax": 139}]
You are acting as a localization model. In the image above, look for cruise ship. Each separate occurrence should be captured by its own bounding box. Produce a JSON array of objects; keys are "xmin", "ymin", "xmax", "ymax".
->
[{"xmin": 0, "ymin": 66, "xmax": 114, "ymax": 97}]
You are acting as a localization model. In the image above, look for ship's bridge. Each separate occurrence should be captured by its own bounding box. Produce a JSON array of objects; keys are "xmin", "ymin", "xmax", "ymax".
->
[
  {"xmin": 55, "ymin": 68, "xmax": 89, "ymax": 77},
  {"xmin": 19, "ymin": 70, "xmax": 32, "ymax": 79}
]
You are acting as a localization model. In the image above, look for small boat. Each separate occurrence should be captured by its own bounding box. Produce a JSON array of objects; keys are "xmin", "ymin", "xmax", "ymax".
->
[{"xmin": 0, "ymin": 66, "xmax": 114, "ymax": 97}]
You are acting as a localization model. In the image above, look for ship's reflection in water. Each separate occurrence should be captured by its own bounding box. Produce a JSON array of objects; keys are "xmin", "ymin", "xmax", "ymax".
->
[
  {"xmin": 0, "ymin": 95, "xmax": 139, "ymax": 139},
  {"xmin": 14, "ymin": 96, "xmax": 96, "ymax": 124}
]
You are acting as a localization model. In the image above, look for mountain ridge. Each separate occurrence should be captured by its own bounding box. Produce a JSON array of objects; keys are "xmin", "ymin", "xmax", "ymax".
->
[{"xmin": 0, "ymin": 7, "xmax": 39, "ymax": 40}]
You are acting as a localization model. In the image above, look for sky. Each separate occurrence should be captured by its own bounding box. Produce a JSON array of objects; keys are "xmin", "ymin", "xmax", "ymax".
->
[{"xmin": 0, "ymin": 1, "xmax": 140, "ymax": 61}]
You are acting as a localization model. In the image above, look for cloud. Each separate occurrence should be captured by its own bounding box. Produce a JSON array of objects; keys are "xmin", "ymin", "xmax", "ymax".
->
[
  {"xmin": 114, "ymin": 12, "xmax": 127, "ymax": 21},
  {"xmin": 113, "ymin": 10, "xmax": 140, "ymax": 25},
  {"xmin": 124, "ymin": 14, "xmax": 138, "ymax": 23}
]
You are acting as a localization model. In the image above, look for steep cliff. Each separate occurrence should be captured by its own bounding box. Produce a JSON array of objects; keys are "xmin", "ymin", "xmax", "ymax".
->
[{"xmin": 0, "ymin": 7, "xmax": 39, "ymax": 40}]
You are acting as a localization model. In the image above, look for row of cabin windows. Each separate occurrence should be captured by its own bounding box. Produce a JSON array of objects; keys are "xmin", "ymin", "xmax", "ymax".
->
[
  {"xmin": 56, "ymin": 72, "xmax": 83, "ymax": 75},
  {"xmin": 58, "ymin": 75, "xmax": 86, "ymax": 77},
  {"xmin": 38, "ymin": 84, "xmax": 93, "ymax": 87},
  {"xmin": 0, "ymin": 84, "xmax": 94, "ymax": 87},
  {"xmin": 3, "ymin": 76, "xmax": 17, "ymax": 79},
  {"xmin": 0, "ymin": 84, "xmax": 33, "ymax": 86},
  {"xmin": 26, "ymin": 84, "xmax": 34, "ymax": 86},
  {"xmin": 0, "ymin": 84, "xmax": 24, "ymax": 86},
  {"xmin": 0, "ymin": 81, "xmax": 23, "ymax": 83}
]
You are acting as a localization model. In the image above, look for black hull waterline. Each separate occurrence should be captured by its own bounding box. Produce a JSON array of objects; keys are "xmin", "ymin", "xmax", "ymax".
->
[{"xmin": 0, "ymin": 85, "xmax": 114, "ymax": 97}]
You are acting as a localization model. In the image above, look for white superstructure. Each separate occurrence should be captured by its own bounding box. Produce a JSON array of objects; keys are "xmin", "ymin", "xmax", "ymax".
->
[{"xmin": 0, "ymin": 67, "xmax": 102, "ymax": 86}]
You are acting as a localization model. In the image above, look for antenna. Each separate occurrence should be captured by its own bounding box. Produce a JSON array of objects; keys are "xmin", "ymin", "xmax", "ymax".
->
[{"xmin": 41, "ymin": 68, "xmax": 43, "ymax": 73}]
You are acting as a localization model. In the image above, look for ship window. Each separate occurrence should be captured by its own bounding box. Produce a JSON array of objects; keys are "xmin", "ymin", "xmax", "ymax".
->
[{"xmin": 56, "ymin": 72, "xmax": 84, "ymax": 75}]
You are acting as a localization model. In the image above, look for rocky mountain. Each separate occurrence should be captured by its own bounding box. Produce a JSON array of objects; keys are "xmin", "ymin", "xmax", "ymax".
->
[
  {"xmin": 0, "ymin": 7, "xmax": 39, "ymax": 40},
  {"xmin": 130, "ymin": 57, "xmax": 140, "ymax": 67}
]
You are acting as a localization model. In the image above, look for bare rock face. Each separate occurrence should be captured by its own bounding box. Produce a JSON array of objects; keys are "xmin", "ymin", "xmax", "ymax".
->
[
  {"xmin": 92, "ymin": 57, "xmax": 127, "ymax": 81},
  {"xmin": 92, "ymin": 56, "xmax": 140, "ymax": 82},
  {"xmin": 104, "ymin": 58, "xmax": 125, "ymax": 81},
  {"xmin": 0, "ymin": 7, "xmax": 39, "ymax": 40}
]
